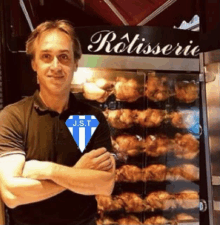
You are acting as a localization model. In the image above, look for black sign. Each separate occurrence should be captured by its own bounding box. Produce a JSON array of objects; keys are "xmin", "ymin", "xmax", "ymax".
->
[{"xmin": 75, "ymin": 26, "xmax": 199, "ymax": 58}]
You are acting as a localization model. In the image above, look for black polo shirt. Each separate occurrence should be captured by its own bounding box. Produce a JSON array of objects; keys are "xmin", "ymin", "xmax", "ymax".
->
[{"xmin": 0, "ymin": 90, "xmax": 112, "ymax": 224}]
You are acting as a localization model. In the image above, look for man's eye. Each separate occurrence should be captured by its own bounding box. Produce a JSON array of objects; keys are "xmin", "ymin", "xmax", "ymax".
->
[
  {"xmin": 42, "ymin": 54, "xmax": 51, "ymax": 60},
  {"xmin": 60, "ymin": 54, "xmax": 69, "ymax": 60}
]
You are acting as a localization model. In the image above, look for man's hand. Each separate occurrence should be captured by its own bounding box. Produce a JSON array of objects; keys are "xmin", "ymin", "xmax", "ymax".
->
[
  {"xmin": 22, "ymin": 160, "xmax": 52, "ymax": 180},
  {"xmin": 74, "ymin": 147, "xmax": 113, "ymax": 171}
]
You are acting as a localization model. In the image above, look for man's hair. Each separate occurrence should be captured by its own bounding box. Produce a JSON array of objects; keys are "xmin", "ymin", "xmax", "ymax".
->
[{"xmin": 26, "ymin": 20, "xmax": 82, "ymax": 62}]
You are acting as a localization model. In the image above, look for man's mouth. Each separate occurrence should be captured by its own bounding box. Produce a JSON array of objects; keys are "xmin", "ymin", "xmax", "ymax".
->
[{"xmin": 48, "ymin": 75, "xmax": 64, "ymax": 79}]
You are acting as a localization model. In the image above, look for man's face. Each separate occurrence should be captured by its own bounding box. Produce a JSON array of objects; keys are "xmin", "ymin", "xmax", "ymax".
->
[{"xmin": 31, "ymin": 29, "xmax": 77, "ymax": 96}]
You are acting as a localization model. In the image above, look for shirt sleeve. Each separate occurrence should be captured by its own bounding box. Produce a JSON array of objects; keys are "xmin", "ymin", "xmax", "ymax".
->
[
  {"xmin": 88, "ymin": 110, "xmax": 112, "ymax": 153},
  {"xmin": 0, "ymin": 106, "xmax": 25, "ymax": 158}
]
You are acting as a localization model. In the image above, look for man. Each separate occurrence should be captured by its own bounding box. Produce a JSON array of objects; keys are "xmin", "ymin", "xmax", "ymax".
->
[{"xmin": 0, "ymin": 20, "xmax": 115, "ymax": 225}]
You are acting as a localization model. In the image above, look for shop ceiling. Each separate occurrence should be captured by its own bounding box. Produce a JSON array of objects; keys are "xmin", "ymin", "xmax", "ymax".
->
[{"xmin": 22, "ymin": 0, "xmax": 200, "ymax": 28}]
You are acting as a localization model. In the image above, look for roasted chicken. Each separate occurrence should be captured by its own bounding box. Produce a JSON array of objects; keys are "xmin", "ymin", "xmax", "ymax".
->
[
  {"xmin": 134, "ymin": 109, "xmax": 167, "ymax": 127},
  {"xmin": 144, "ymin": 216, "xmax": 169, "ymax": 225},
  {"xmin": 83, "ymin": 82, "xmax": 113, "ymax": 102},
  {"xmin": 115, "ymin": 165, "xmax": 142, "ymax": 182},
  {"xmin": 117, "ymin": 192, "xmax": 145, "ymax": 212},
  {"xmin": 167, "ymin": 164, "xmax": 199, "ymax": 181},
  {"xmin": 113, "ymin": 134, "xmax": 144, "ymax": 156},
  {"xmin": 96, "ymin": 195, "xmax": 124, "ymax": 211},
  {"xmin": 145, "ymin": 75, "xmax": 171, "ymax": 101},
  {"xmin": 174, "ymin": 213, "xmax": 197, "ymax": 222},
  {"xmin": 104, "ymin": 109, "xmax": 134, "ymax": 129},
  {"xmin": 117, "ymin": 215, "xmax": 142, "ymax": 225},
  {"xmin": 175, "ymin": 190, "xmax": 199, "ymax": 209},
  {"xmin": 173, "ymin": 133, "xmax": 199, "ymax": 159},
  {"xmin": 170, "ymin": 110, "xmax": 197, "ymax": 129},
  {"xmin": 143, "ymin": 135, "xmax": 171, "ymax": 157},
  {"xmin": 175, "ymin": 81, "xmax": 199, "ymax": 103},
  {"xmin": 114, "ymin": 77, "xmax": 143, "ymax": 102},
  {"xmin": 96, "ymin": 217, "xmax": 117, "ymax": 225},
  {"xmin": 142, "ymin": 164, "xmax": 167, "ymax": 182},
  {"xmin": 94, "ymin": 78, "xmax": 115, "ymax": 90},
  {"xmin": 145, "ymin": 191, "xmax": 176, "ymax": 210}
]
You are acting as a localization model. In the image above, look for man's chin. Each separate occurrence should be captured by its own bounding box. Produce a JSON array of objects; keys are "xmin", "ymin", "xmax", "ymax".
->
[{"xmin": 42, "ymin": 86, "xmax": 70, "ymax": 96}]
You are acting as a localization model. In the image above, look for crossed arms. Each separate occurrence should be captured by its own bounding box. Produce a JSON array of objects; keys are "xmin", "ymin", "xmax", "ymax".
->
[{"xmin": 0, "ymin": 148, "xmax": 115, "ymax": 209}]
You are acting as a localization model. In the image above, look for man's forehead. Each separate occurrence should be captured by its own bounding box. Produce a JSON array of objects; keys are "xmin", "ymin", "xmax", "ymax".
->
[{"xmin": 35, "ymin": 29, "xmax": 73, "ymax": 51}]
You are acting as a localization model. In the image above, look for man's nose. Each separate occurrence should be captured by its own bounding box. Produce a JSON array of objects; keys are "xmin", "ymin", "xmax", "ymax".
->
[{"xmin": 50, "ymin": 57, "xmax": 61, "ymax": 71}]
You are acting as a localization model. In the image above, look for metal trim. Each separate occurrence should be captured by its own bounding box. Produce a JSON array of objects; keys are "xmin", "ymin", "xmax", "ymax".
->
[
  {"xmin": 103, "ymin": 0, "xmax": 129, "ymax": 25},
  {"xmin": 177, "ymin": 223, "xmax": 199, "ymax": 225},
  {"xmin": 137, "ymin": 0, "xmax": 177, "ymax": 26},
  {"xmin": 19, "ymin": 0, "xmax": 34, "ymax": 31},
  {"xmin": 200, "ymin": 52, "xmax": 214, "ymax": 225},
  {"xmin": 78, "ymin": 54, "xmax": 199, "ymax": 71}
]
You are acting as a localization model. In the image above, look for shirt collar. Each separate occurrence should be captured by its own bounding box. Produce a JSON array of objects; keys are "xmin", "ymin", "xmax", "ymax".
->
[{"xmin": 33, "ymin": 90, "xmax": 79, "ymax": 114}]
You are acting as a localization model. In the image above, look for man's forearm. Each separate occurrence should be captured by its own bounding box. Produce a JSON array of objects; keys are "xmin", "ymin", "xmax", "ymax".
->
[
  {"xmin": 1, "ymin": 177, "xmax": 65, "ymax": 208},
  {"xmin": 48, "ymin": 163, "xmax": 115, "ymax": 196}
]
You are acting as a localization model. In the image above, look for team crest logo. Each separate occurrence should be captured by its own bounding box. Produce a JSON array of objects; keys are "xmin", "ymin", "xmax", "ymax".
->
[{"xmin": 65, "ymin": 115, "xmax": 99, "ymax": 153}]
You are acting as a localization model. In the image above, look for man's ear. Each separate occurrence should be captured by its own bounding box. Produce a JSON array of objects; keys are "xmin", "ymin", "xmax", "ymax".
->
[
  {"xmin": 74, "ymin": 62, "xmax": 78, "ymax": 72},
  {"xmin": 31, "ymin": 59, "xmax": 36, "ymax": 72}
]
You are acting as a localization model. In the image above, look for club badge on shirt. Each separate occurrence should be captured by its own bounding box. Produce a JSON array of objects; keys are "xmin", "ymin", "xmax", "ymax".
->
[{"xmin": 65, "ymin": 115, "xmax": 99, "ymax": 153}]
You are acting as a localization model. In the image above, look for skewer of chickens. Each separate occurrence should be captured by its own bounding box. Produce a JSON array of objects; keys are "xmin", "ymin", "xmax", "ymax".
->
[
  {"xmin": 114, "ymin": 77, "xmax": 143, "ymax": 102},
  {"xmin": 115, "ymin": 165, "xmax": 143, "ymax": 182},
  {"xmin": 96, "ymin": 195, "xmax": 124, "ymax": 211},
  {"xmin": 169, "ymin": 110, "xmax": 198, "ymax": 129},
  {"xmin": 117, "ymin": 192, "xmax": 145, "ymax": 212},
  {"xmin": 173, "ymin": 213, "xmax": 197, "ymax": 223},
  {"xmin": 175, "ymin": 81, "xmax": 199, "ymax": 103},
  {"xmin": 143, "ymin": 135, "xmax": 172, "ymax": 157},
  {"xmin": 142, "ymin": 164, "xmax": 167, "ymax": 182},
  {"xmin": 83, "ymin": 78, "xmax": 115, "ymax": 103},
  {"xmin": 103, "ymin": 109, "xmax": 134, "ymax": 129},
  {"xmin": 117, "ymin": 215, "xmax": 142, "ymax": 225},
  {"xmin": 96, "ymin": 217, "xmax": 117, "ymax": 225},
  {"xmin": 143, "ymin": 216, "xmax": 169, "ymax": 225},
  {"xmin": 145, "ymin": 191, "xmax": 176, "ymax": 211},
  {"xmin": 116, "ymin": 164, "xmax": 199, "ymax": 182},
  {"xmin": 173, "ymin": 133, "xmax": 199, "ymax": 159},
  {"xmin": 145, "ymin": 74, "xmax": 171, "ymax": 101},
  {"xmin": 134, "ymin": 109, "xmax": 167, "ymax": 127},
  {"xmin": 167, "ymin": 164, "xmax": 199, "ymax": 181},
  {"xmin": 112, "ymin": 134, "xmax": 144, "ymax": 157},
  {"xmin": 175, "ymin": 190, "xmax": 199, "ymax": 209}
]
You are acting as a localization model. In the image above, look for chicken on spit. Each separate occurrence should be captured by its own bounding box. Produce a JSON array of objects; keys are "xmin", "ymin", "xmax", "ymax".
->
[
  {"xmin": 83, "ymin": 78, "xmax": 115, "ymax": 102},
  {"xmin": 173, "ymin": 213, "xmax": 197, "ymax": 223},
  {"xmin": 145, "ymin": 75, "xmax": 171, "ymax": 101},
  {"xmin": 96, "ymin": 217, "xmax": 117, "ymax": 225},
  {"xmin": 134, "ymin": 109, "xmax": 167, "ymax": 127},
  {"xmin": 117, "ymin": 215, "xmax": 142, "ymax": 225},
  {"xmin": 167, "ymin": 164, "xmax": 199, "ymax": 181},
  {"xmin": 115, "ymin": 165, "xmax": 143, "ymax": 182},
  {"xmin": 143, "ymin": 135, "xmax": 172, "ymax": 157},
  {"xmin": 170, "ymin": 110, "xmax": 197, "ymax": 129},
  {"xmin": 143, "ymin": 216, "xmax": 169, "ymax": 225},
  {"xmin": 175, "ymin": 190, "xmax": 199, "ymax": 209},
  {"xmin": 114, "ymin": 77, "xmax": 143, "ymax": 102},
  {"xmin": 142, "ymin": 164, "xmax": 167, "ymax": 182},
  {"xmin": 104, "ymin": 109, "xmax": 134, "ymax": 129},
  {"xmin": 145, "ymin": 191, "xmax": 176, "ymax": 211},
  {"xmin": 113, "ymin": 134, "xmax": 144, "ymax": 157},
  {"xmin": 173, "ymin": 133, "xmax": 199, "ymax": 159},
  {"xmin": 96, "ymin": 195, "xmax": 124, "ymax": 211},
  {"xmin": 175, "ymin": 81, "xmax": 199, "ymax": 103},
  {"xmin": 117, "ymin": 192, "xmax": 145, "ymax": 212},
  {"xmin": 94, "ymin": 78, "xmax": 115, "ymax": 90}
]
